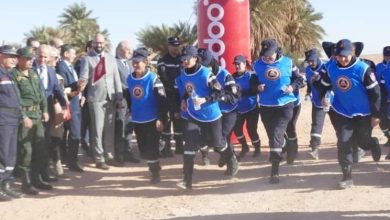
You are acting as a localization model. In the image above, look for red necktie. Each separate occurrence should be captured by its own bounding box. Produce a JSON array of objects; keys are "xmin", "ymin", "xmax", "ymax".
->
[{"xmin": 92, "ymin": 56, "xmax": 106, "ymax": 85}]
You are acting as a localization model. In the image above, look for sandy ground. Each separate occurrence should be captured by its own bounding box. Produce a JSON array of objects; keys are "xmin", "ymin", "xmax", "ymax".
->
[{"xmin": 1, "ymin": 95, "xmax": 390, "ymax": 220}]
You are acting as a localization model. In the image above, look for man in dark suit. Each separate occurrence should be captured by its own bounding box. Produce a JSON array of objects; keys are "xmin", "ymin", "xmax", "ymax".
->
[
  {"xmin": 114, "ymin": 41, "xmax": 140, "ymax": 164},
  {"xmin": 34, "ymin": 44, "xmax": 67, "ymax": 181},
  {"xmin": 74, "ymin": 40, "xmax": 93, "ymax": 157},
  {"xmin": 57, "ymin": 44, "xmax": 84, "ymax": 172},
  {"xmin": 80, "ymin": 33, "xmax": 123, "ymax": 170}
]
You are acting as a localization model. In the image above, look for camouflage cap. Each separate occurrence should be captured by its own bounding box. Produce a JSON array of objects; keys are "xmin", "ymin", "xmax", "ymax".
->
[{"xmin": 17, "ymin": 47, "xmax": 35, "ymax": 59}]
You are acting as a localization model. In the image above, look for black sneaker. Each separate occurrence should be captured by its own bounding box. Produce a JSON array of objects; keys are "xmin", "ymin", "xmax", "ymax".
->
[
  {"xmin": 161, "ymin": 148, "xmax": 174, "ymax": 158},
  {"xmin": 269, "ymin": 175, "xmax": 280, "ymax": 184},
  {"xmin": 150, "ymin": 173, "xmax": 161, "ymax": 184},
  {"xmin": 106, "ymin": 159, "xmax": 124, "ymax": 167},
  {"xmin": 337, "ymin": 179, "xmax": 354, "ymax": 189},
  {"xmin": 239, "ymin": 145, "xmax": 249, "ymax": 158},
  {"xmin": 225, "ymin": 155, "xmax": 239, "ymax": 177},
  {"xmin": 2, "ymin": 182, "xmax": 23, "ymax": 199},
  {"xmin": 252, "ymin": 148, "xmax": 261, "ymax": 158},
  {"xmin": 385, "ymin": 151, "xmax": 390, "ymax": 160}
]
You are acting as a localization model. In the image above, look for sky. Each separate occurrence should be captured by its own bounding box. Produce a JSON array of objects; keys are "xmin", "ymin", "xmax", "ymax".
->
[{"xmin": 0, "ymin": 0, "xmax": 388, "ymax": 55}]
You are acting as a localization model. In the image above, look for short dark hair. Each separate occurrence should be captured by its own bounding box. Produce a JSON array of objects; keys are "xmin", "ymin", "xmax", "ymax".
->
[
  {"xmin": 60, "ymin": 44, "xmax": 74, "ymax": 57},
  {"xmin": 85, "ymin": 40, "xmax": 93, "ymax": 52}
]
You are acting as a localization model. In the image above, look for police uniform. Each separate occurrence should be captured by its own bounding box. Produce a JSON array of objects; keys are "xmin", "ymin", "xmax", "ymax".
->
[
  {"xmin": 284, "ymin": 78, "xmax": 303, "ymax": 164},
  {"xmin": 253, "ymin": 38, "xmax": 304, "ymax": 184},
  {"xmin": 377, "ymin": 46, "xmax": 390, "ymax": 149},
  {"xmin": 304, "ymin": 49, "xmax": 327, "ymax": 159},
  {"xmin": 157, "ymin": 37, "xmax": 184, "ymax": 156},
  {"xmin": 231, "ymin": 55, "xmax": 261, "ymax": 158},
  {"xmin": 198, "ymin": 49, "xmax": 240, "ymax": 168},
  {"xmin": 0, "ymin": 46, "xmax": 23, "ymax": 200},
  {"xmin": 126, "ymin": 48, "xmax": 167, "ymax": 184},
  {"xmin": 318, "ymin": 39, "xmax": 382, "ymax": 189},
  {"xmin": 175, "ymin": 45, "xmax": 238, "ymax": 189},
  {"xmin": 11, "ymin": 47, "xmax": 52, "ymax": 193}
]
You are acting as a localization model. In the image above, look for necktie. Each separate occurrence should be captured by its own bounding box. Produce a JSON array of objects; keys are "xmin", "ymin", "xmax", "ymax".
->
[{"xmin": 39, "ymin": 66, "xmax": 47, "ymax": 89}]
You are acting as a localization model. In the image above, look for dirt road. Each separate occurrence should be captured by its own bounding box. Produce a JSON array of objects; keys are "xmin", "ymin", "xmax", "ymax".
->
[{"xmin": 1, "ymin": 97, "xmax": 389, "ymax": 220}]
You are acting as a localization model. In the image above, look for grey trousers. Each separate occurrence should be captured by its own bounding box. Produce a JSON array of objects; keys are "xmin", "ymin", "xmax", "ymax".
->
[{"xmin": 89, "ymin": 100, "xmax": 116, "ymax": 162}]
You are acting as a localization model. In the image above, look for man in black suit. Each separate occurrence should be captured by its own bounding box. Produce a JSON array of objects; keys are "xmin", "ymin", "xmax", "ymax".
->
[{"xmin": 57, "ymin": 44, "xmax": 84, "ymax": 172}]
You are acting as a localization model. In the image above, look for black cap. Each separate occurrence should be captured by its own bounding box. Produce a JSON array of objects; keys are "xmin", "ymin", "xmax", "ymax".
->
[
  {"xmin": 197, "ymin": 48, "xmax": 213, "ymax": 66},
  {"xmin": 0, "ymin": 45, "xmax": 18, "ymax": 56},
  {"xmin": 132, "ymin": 48, "xmax": 148, "ymax": 62},
  {"xmin": 180, "ymin": 45, "xmax": 198, "ymax": 62},
  {"xmin": 168, "ymin": 36, "xmax": 180, "ymax": 46},
  {"xmin": 383, "ymin": 46, "xmax": 390, "ymax": 56},
  {"xmin": 304, "ymin": 48, "xmax": 320, "ymax": 61},
  {"xmin": 260, "ymin": 39, "xmax": 278, "ymax": 57},
  {"xmin": 335, "ymin": 39, "xmax": 353, "ymax": 56},
  {"xmin": 233, "ymin": 55, "xmax": 246, "ymax": 64}
]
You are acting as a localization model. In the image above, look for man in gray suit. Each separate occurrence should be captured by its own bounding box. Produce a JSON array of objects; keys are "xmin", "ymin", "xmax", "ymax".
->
[
  {"xmin": 114, "ymin": 41, "xmax": 140, "ymax": 164},
  {"xmin": 80, "ymin": 33, "xmax": 123, "ymax": 170}
]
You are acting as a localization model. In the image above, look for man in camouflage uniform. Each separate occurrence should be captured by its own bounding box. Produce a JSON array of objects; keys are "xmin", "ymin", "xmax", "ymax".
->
[{"xmin": 11, "ymin": 47, "xmax": 52, "ymax": 195}]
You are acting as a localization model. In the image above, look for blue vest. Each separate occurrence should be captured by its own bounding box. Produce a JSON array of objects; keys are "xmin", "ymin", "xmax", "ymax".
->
[
  {"xmin": 381, "ymin": 64, "xmax": 390, "ymax": 102},
  {"xmin": 253, "ymin": 56, "xmax": 297, "ymax": 106},
  {"xmin": 127, "ymin": 71, "xmax": 158, "ymax": 123},
  {"xmin": 375, "ymin": 62, "xmax": 386, "ymax": 81},
  {"xmin": 305, "ymin": 62, "xmax": 324, "ymax": 108},
  {"xmin": 327, "ymin": 58, "xmax": 371, "ymax": 117},
  {"xmin": 234, "ymin": 71, "xmax": 257, "ymax": 113},
  {"xmin": 216, "ymin": 68, "xmax": 237, "ymax": 113},
  {"xmin": 178, "ymin": 66, "xmax": 222, "ymax": 122}
]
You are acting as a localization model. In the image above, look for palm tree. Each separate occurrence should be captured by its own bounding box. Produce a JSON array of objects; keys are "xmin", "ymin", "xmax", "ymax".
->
[
  {"xmin": 24, "ymin": 26, "xmax": 66, "ymax": 45},
  {"xmin": 250, "ymin": 0, "xmax": 324, "ymax": 60},
  {"xmin": 250, "ymin": 0, "xmax": 290, "ymax": 59},
  {"xmin": 283, "ymin": 0, "xmax": 324, "ymax": 60},
  {"xmin": 58, "ymin": 3, "xmax": 110, "ymax": 52},
  {"xmin": 136, "ymin": 21, "xmax": 197, "ymax": 56}
]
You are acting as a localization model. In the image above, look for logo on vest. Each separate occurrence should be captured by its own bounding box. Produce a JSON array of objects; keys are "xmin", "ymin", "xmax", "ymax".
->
[
  {"xmin": 336, "ymin": 76, "xmax": 351, "ymax": 91},
  {"xmin": 185, "ymin": 83, "xmax": 195, "ymax": 94},
  {"xmin": 132, "ymin": 86, "xmax": 144, "ymax": 99},
  {"xmin": 265, "ymin": 68, "xmax": 281, "ymax": 81}
]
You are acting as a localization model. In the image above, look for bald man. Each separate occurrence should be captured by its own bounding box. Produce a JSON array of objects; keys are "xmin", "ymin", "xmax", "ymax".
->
[{"xmin": 80, "ymin": 33, "xmax": 123, "ymax": 170}]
